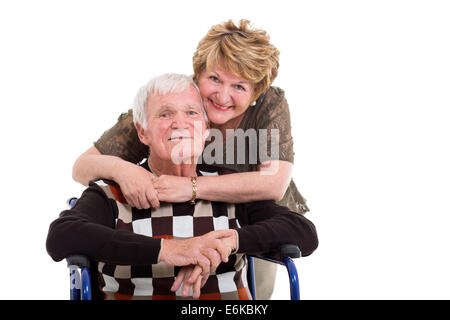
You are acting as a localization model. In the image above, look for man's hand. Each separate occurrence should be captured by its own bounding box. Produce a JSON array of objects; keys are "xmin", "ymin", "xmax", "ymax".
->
[
  {"xmin": 114, "ymin": 161, "xmax": 159, "ymax": 209},
  {"xmin": 169, "ymin": 230, "xmax": 238, "ymax": 299},
  {"xmin": 171, "ymin": 265, "xmax": 206, "ymax": 299},
  {"xmin": 159, "ymin": 229, "xmax": 236, "ymax": 276}
]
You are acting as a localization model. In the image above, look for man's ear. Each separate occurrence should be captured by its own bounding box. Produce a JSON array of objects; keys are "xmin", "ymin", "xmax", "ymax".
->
[{"xmin": 135, "ymin": 122, "xmax": 151, "ymax": 146}]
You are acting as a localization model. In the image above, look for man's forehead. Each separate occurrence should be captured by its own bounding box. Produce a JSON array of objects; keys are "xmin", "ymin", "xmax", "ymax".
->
[
  {"xmin": 147, "ymin": 88, "xmax": 202, "ymax": 111},
  {"xmin": 156, "ymin": 103, "xmax": 202, "ymax": 110}
]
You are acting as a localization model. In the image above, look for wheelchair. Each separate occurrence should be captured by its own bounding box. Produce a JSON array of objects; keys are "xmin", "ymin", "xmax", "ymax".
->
[{"xmin": 66, "ymin": 197, "xmax": 301, "ymax": 300}]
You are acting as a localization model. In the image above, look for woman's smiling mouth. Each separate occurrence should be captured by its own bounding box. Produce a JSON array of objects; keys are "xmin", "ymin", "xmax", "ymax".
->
[{"xmin": 209, "ymin": 99, "xmax": 233, "ymax": 111}]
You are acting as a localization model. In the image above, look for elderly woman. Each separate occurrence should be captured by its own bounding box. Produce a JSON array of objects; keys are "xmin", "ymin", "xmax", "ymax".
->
[
  {"xmin": 46, "ymin": 74, "xmax": 318, "ymax": 300},
  {"xmin": 72, "ymin": 19, "xmax": 309, "ymax": 299}
]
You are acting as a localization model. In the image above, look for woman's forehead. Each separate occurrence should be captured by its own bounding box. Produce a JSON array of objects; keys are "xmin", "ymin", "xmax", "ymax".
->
[{"xmin": 205, "ymin": 62, "xmax": 254, "ymax": 85}]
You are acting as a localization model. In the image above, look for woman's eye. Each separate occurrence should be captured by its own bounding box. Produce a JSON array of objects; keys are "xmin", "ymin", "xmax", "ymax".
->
[
  {"xmin": 235, "ymin": 84, "xmax": 246, "ymax": 91},
  {"xmin": 209, "ymin": 76, "xmax": 220, "ymax": 83}
]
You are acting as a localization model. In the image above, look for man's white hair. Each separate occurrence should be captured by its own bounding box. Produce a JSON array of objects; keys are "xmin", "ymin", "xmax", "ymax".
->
[{"xmin": 133, "ymin": 73, "xmax": 208, "ymax": 129}]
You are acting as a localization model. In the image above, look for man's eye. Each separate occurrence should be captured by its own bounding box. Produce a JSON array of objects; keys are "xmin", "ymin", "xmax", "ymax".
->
[
  {"xmin": 160, "ymin": 113, "xmax": 170, "ymax": 118},
  {"xmin": 188, "ymin": 111, "xmax": 199, "ymax": 116}
]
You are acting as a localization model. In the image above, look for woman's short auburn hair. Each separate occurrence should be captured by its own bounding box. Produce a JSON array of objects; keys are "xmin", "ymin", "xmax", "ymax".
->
[{"xmin": 192, "ymin": 19, "xmax": 280, "ymax": 100}]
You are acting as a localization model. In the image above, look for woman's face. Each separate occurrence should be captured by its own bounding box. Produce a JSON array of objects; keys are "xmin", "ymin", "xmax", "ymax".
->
[{"xmin": 197, "ymin": 65, "xmax": 255, "ymax": 126}]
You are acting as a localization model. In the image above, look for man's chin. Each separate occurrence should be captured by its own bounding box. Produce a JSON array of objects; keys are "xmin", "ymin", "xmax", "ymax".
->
[
  {"xmin": 169, "ymin": 157, "xmax": 196, "ymax": 165},
  {"xmin": 168, "ymin": 143, "xmax": 203, "ymax": 165}
]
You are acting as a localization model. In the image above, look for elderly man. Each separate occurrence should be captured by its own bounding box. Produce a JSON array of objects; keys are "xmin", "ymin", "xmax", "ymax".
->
[{"xmin": 46, "ymin": 73, "xmax": 318, "ymax": 300}]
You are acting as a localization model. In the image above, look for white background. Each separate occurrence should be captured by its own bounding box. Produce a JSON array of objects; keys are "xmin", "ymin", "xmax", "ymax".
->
[{"xmin": 0, "ymin": 0, "xmax": 449, "ymax": 300}]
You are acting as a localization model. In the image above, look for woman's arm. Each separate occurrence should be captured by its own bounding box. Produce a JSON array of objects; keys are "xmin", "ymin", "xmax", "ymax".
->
[
  {"xmin": 72, "ymin": 146, "xmax": 120, "ymax": 186},
  {"xmin": 198, "ymin": 160, "xmax": 292, "ymax": 202},
  {"xmin": 72, "ymin": 110, "xmax": 158, "ymax": 208},
  {"xmin": 153, "ymin": 160, "xmax": 292, "ymax": 203},
  {"xmin": 72, "ymin": 146, "xmax": 159, "ymax": 209}
]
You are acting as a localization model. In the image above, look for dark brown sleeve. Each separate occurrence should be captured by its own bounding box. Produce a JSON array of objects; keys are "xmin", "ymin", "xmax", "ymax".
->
[
  {"xmin": 94, "ymin": 109, "xmax": 149, "ymax": 164},
  {"xmin": 46, "ymin": 183, "xmax": 161, "ymax": 265},
  {"xmin": 258, "ymin": 87, "xmax": 295, "ymax": 164},
  {"xmin": 235, "ymin": 201, "xmax": 318, "ymax": 257}
]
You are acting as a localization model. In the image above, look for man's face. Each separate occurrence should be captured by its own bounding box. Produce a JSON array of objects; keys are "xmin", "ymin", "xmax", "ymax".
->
[{"xmin": 138, "ymin": 85, "xmax": 208, "ymax": 163}]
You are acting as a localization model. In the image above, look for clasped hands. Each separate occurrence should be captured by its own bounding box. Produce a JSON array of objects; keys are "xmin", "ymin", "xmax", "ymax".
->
[{"xmin": 159, "ymin": 229, "xmax": 237, "ymax": 299}]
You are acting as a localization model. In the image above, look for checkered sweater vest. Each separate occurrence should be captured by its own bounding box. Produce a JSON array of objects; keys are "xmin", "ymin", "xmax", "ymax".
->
[{"xmin": 95, "ymin": 180, "xmax": 251, "ymax": 300}]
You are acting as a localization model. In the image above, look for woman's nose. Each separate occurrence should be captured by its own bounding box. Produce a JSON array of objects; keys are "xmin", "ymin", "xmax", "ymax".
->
[{"xmin": 216, "ymin": 87, "xmax": 231, "ymax": 105}]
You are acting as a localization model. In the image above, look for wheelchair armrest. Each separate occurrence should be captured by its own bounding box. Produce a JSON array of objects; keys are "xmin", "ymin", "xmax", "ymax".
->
[
  {"xmin": 66, "ymin": 254, "xmax": 90, "ymax": 268},
  {"xmin": 280, "ymin": 244, "xmax": 301, "ymax": 259},
  {"xmin": 252, "ymin": 244, "xmax": 301, "ymax": 264}
]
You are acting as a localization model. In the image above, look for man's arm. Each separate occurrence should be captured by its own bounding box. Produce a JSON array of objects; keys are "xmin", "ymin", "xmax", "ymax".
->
[
  {"xmin": 46, "ymin": 183, "xmax": 162, "ymax": 265},
  {"xmin": 235, "ymin": 201, "xmax": 318, "ymax": 257},
  {"xmin": 46, "ymin": 183, "xmax": 234, "ymax": 272}
]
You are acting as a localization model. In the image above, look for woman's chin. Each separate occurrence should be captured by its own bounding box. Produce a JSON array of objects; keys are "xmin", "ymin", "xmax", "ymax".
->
[{"xmin": 207, "ymin": 113, "xmax": 232, "ymax": 125}]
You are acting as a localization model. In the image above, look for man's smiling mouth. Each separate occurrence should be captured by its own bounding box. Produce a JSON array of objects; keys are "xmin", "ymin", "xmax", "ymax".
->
[{"xmin": 168, "ymin": 136, "xmax": 193, "ymax": 141}]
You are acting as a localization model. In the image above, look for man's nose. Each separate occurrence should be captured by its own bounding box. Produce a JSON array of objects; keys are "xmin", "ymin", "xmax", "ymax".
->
[{"xmin": 171, "ymin": 112, "xmax": 189, "ymax": 128}]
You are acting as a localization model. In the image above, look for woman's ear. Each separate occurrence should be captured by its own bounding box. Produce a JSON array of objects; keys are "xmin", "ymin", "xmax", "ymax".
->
[{"xmin": 135, "ymin": 122, "xmax": 151, "ymax": 146}]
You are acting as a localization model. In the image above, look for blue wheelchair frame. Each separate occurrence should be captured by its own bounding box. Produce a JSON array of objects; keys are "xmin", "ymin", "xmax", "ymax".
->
[{"xmin": 66, "ymin": 197, "xmax": 301, "ymax": 300}]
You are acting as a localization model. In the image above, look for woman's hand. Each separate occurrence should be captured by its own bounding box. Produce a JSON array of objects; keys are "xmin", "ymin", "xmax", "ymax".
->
[
  {"xmin": 152, "ymin": 175, "xmax": 193, "ymax": 203},
  {"xmin": 114, "ymin": 161, "xmax": 159, "ymax": 209}
]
